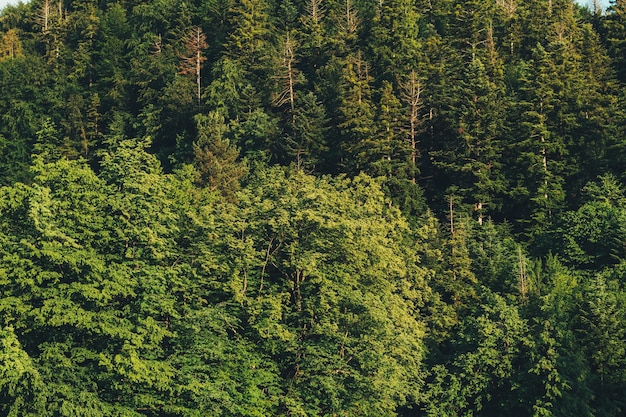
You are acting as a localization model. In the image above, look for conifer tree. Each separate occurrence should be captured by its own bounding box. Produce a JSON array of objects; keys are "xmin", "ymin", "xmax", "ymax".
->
[
  {"xmin": 178, "ymin": 26, "xmax": 208, "ymax": 107},
  {"xmin": 337, "ymin": 50, "xmax": 376, "ymax": 173},
  {"xmin": 0, "ymin": 28, "xmax": 22, "ymax": 60},
  {"xmin": 603, "ymin": 0, "xmax": 626, "ymax": 81},
  {"xmin": 36, "ymin": 0, "xmax": 65, "ymax": 59},
  {"xmin": 580, "ymin": 270, "xmax": 626, "ymax": 414},
  {"xmin": 193, "ymin": 111, "xmax": 248, "ymax": 200},
  {"xmin": 366, "ymin": 0, "xmax": 422, "ymax": 81},
  {"xmin": 399, "ymin": 70, "xmax": 424, "ymax": 183},
  {"xmin": 568, "ymin": 23, "xmax": 619, "ymax": 191},
  {"xmin": 285, "ymin": 91, "xmax": 329, "ymax": 170},
  {"xmin": 270, "ymin": 26, "xmax": 329, "ymax": 171},
  {"xmin": 456, "ymin": 57, "xmax": 508, "ymax": 223},
  {"xmin": 298, "ymin": 0, "xmax": 328, "ymax": 81},
  {"xmin": 368, "ymin": 80, "xmax": 406, "ymax": 178},
  {"xmin": 508, "ymin": 43, "xmax": 567, "ymax": 232},
  {"xmin": 442, "ymin": 209, "xmax": 478, "ymax": 308},
  {"xmin": 225, "ymin": 0, "xmax": 276, "ymax": 83},
  {"xmin": 94, "ymin": 3, "xmax": 131, "ymax": 111}
]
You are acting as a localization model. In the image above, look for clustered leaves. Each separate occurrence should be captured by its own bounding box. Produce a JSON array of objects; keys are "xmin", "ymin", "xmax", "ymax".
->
[
  {"xmin": 0, "ymin": 144, "xmax": 434, "ymax": 415},
  {"xmin": 2, "ymin": 0, "xmax": 626, "ymax": 416}
]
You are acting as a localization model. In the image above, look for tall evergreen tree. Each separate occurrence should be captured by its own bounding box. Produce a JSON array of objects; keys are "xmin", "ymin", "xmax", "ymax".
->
[
  {"xmin": 178, "ymin": 26, "xmax": 208, "ymax": 107},
  {"xmin": 193, "ymin": 111, "xmax": 248, "ymax": 200}
]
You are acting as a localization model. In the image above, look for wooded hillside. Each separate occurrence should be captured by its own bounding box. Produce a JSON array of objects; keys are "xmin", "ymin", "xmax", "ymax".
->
[{"xmin": 1, "ymin": 0, "xmax": 626, "ymax": 415}]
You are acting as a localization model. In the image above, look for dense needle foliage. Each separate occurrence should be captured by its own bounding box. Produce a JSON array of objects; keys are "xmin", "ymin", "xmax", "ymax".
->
[{"xmin": 1, "ymin": 0, "xmax": 626, "ymax": 415}]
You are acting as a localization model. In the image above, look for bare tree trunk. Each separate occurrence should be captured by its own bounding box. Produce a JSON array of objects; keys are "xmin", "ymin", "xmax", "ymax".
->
[
  {"xmin": 517, "ymin": 246, "xmax": 528, "ymax": 301},
  {"xmin": 476, "ymin": 202, "xmax": 483, "ymax": 225},
  {"xmin": 344, "ymin": 0, "xmax": 360, "ymax": 34},
  {"xmin": 308, "ymin": 0, "xmax": 325, "ymax": 24},
  {"xmin": 196, "ymin": 30, "xmax": 201, "ymax": 104},
  {"xmin": 40, "ymin": 0, "xmax": 51, "ymax": 32},
  {"xmin": 593, "ymin": 0, "xmax": 601, "ymax": 14},
  {"xmin": 275, "ymin": 32, "xmax": 297, "ymax": 116},
  {"xmin": 401, "ymin": 71, "xmax": 423, "ymax": 183},
  {"xmin": 178, "ymin": 27, "xmax": 208, "ymax": 107}
]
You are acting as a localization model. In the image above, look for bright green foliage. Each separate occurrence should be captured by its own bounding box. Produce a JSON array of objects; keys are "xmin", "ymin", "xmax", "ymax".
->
[
  {"xmin": 0, "ymin": 326, "xmax": 46, "ymax": 416},
  {"xmin": 0, "ymin": 155, "xmax": 176, "ymax": 415},
  {"xmin": 0, "ymin": 151, "xmax": 434, "ymax": 415},
  {"xmin": 2, "ymin": 0, "xmax": 626, "ymax": 415},
  {"xmin": 232, "ymin": 167, "xmax": 429, "ymax": 416}
]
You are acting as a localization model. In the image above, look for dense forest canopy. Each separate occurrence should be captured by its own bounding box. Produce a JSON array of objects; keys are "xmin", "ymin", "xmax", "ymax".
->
[{"xmin": 1, "ymin": 0, "xmax": 626, "ymax": 415}]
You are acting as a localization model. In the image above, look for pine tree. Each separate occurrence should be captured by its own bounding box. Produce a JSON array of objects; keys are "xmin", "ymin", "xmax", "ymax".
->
[
  {"xmin": 193, "ymin": 111, "xmax": 248, "ymax": 200},
  {"xmin": 298, "ymin": 0, "xmax": 329, "ymax": 82},
  {"xmin": 456, "ymin": 57, "xmax": 508, "ymax": 224},
  {"xmin": 366, "ymin": 0, "xmax": 422, "ymax": 81},
  {"xmin": 508, "ymin": 43, "xmax": 567, "ymax": 232},
  {"xmin": 337, "ymin": 50, "xmax": 376, "ymax": 173},
  {"xmin": 0, "ymin": 28, "xmax": 23, "ymax": 60},
  {"xmin": 603, "ymin": 0, "xmax": 626, "ymax": 81},
  {"xmin": 225, "ymin": 0, "xmax": 276, "ymax": 82},
  {"xmin": 285, "ymin": 91, "xmax": 329, "ymax": 170},
  {"xmin": 580, "ymin": 271, "xmax": 626, "ymax": 415},
  {"xmin": 399, "ymin": 70, "xmax": 424, "ymax": 183},
  {"xmin": 178, "ymin": 26, "xmax": 208, "ymax": 107},
  {"xmin": 36, "ymin": 0, "xmax": 65, "ymax": 59},
  {"xmin": 368, "ymin": 80, "xmax": 406, "ymax": 178}
]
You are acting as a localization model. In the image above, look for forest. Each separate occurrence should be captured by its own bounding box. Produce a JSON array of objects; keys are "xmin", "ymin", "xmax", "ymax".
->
[{"xmin": 1, "ymin": 0, "xmax": 626, "ymax": 415}]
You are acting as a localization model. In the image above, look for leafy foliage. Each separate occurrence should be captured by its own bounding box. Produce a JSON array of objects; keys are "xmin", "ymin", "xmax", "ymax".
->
[{"xmin": 2, "ymin": 0, "xmax": 626, "ymax": 415}]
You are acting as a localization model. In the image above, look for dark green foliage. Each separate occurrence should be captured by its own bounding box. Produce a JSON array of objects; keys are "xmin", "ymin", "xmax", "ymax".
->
[
  {"xmin": 2, "ymin": 0, "xmax": 626, "ymax": 415},
  {"xmin": 283, "ymin": 91, "xmax": 329, "ymax": 170},
  {"xmin": 535, "ymin": 175, "xmax": 626, "ymax": 269},
  {"xmin": 422, "ymin": 289, "xmax": 533, "ymax": 417},
  {"xmin": 580, "ymin": 271, "xmax": 626, "ymax": 415},
  {"xmin": 0, "ymin": 53, "xmax": 47, "ymax": 184},
  {"xmin": 193, "ymin": 111, "xmax": 248, "ymax": 200}
]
